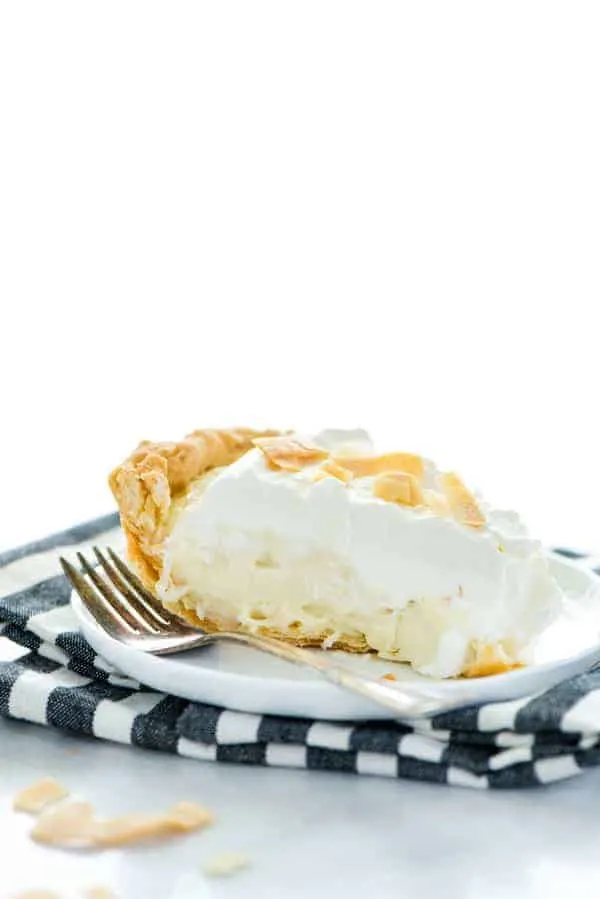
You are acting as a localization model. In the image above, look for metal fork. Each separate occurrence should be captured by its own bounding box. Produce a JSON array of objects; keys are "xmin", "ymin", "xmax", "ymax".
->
[{"xmin": 60, "ymin": 547, "xmax": 469, "ymax": 719}]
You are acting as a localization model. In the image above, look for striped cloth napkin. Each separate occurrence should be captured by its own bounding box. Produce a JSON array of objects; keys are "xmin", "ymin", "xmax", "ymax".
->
[{"xmin": 1, "ymin": 514, "xmax": 600, "ymax": 789}]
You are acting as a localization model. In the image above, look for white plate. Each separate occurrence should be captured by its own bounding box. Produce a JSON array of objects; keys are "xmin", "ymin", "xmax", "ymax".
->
[{"xmin": 71, "ymin": 555, "xmax": 600, "ymax": 721}]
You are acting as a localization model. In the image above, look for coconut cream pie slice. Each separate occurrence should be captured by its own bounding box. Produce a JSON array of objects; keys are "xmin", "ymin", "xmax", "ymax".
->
[{"xmin": 109, "ymin": 427, "xmax": 563, "ymax": 679}]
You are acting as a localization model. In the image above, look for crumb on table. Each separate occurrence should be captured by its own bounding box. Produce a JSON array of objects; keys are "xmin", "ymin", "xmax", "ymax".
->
[
  {"xmin": 10, "ymin": 892, "xmax": 61, "ymax": 899},
  {"xmin": 13, "ymin": 778, "xmax": 70, "ymax": 814},
  {"xmin": 84, "ymin": 887, "xmax": 118, "ymax": 899},
  {"xmin": 30, "ymin": 799, "xmax": 213, "ymax": 849},
  {"xmin": 203, "ymin": 851, "xmax": 251, "ymax": 877}
]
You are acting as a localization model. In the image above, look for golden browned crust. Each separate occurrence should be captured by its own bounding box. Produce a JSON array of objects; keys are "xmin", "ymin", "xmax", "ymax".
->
[
  {"xmin": 166, "ymin": 600, "xmax": 372, "ymax": 653},
  {"xmin": 109, "ymin": 428, "xmax": 280, "ymax": 587},
  {"xmin": 461, "ymin": 643, "xmax": 523, "ymax": 678}
]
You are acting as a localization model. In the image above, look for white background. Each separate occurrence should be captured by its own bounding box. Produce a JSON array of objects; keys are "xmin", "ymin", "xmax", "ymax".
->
[{"xmin": 1, "ymin": 1, "xmax": 599, "ymax": 553}]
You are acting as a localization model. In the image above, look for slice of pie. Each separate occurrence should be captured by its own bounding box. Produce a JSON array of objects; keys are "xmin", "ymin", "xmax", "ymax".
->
[{"xmin": 109, "ymin": 427, "xmax": 562, "ymax": 678}]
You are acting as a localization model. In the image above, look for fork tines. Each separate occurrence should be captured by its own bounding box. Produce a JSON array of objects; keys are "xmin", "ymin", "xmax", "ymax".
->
[{"xmin": 60, "ymin": 547, "xmax": 188, "ymax": 636}]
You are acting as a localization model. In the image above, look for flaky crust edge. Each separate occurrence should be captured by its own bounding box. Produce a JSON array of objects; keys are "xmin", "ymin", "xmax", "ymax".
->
[{"xmin": 108, "ymin": 428, "xmax": 281, "ymax": 588}]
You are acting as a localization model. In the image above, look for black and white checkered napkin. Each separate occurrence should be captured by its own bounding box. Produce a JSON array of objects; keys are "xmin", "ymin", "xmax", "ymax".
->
[{"xmin": 2, "ymin": 514, "xmax": 600, "ymax": 789}]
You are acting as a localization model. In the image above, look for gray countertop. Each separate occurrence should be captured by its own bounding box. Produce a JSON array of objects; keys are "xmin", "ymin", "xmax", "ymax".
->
[{"xmin": 1, "ymin": 713, "xmax": 600, "ymax": 898}]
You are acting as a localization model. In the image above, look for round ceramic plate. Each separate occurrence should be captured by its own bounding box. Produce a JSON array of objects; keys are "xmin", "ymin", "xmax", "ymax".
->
[{"xmin": 71, "ymin": 554, "xmax": 600, "ymax": 721}]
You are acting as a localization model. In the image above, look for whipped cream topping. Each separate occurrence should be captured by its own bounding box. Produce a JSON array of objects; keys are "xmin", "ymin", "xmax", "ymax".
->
[{"xmin": 158, "ymin": 430, "xmax": 563, "ymax": 677}]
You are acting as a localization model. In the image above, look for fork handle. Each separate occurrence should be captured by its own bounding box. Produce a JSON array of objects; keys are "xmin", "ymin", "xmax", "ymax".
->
[
  {"xmin": 208, "ymin": 630, "xmax": 455, "ymax": 719},
  {"xmin": 319, "ymin": 664, "xmax": 448, "ymax": 718}
]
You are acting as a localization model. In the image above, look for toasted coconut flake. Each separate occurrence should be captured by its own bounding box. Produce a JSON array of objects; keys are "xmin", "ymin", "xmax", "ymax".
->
[
  {"xmin": 423, "ymin": 488, "xmax": 450, "ymax": 518},
  {"xmin": 331, "ymin": 452, "xmax": 424, "ymax": 479},
  {"xmin": 31, "ymin": 801, "xmax": 96, "ymax": 847},
  {"xmin": 92, "ymin": 813, "xmax": 175, "ymax": 847},
  {"xmin": 373, "ymin": 472, "xmax": 424, "ymax": 507},
  {"xmin": 440, "ymin": 472, "xmax": 485, "ymax": 529},
  {"xmin": 13, "ymin": 778, "xmax": 69, "ymax": 814},
  {"xmin": 84, "ymin": 889, "xmax": 118, "ymax": 899},
  {"xmin": 93, "ymin": 802, "xmax": 214, "ymax": 847},
  {"xmin": 166, "ymin": 801, "xmax": 215, "ymax": 830},
  {"xmin": 203, "ymin": 851, "xmax": 251, "ymax": 877},
  {"xmin": 30, "ymin": 797, "xmax": 213, "ymax": 850},
  {"xmin": 253, "ymin": 436, "xmax": 328, "ymax": 472},
  {"xmin": 11, "ymin": 892, "xmax": 61, "ymax": 899},
  {"xmin": 380, "ymin": 673, "xmax": 397, "ymax": 682},
  {"xmin": 313, "ymin": 459, "xmax": 354, "ymax": 484}
]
